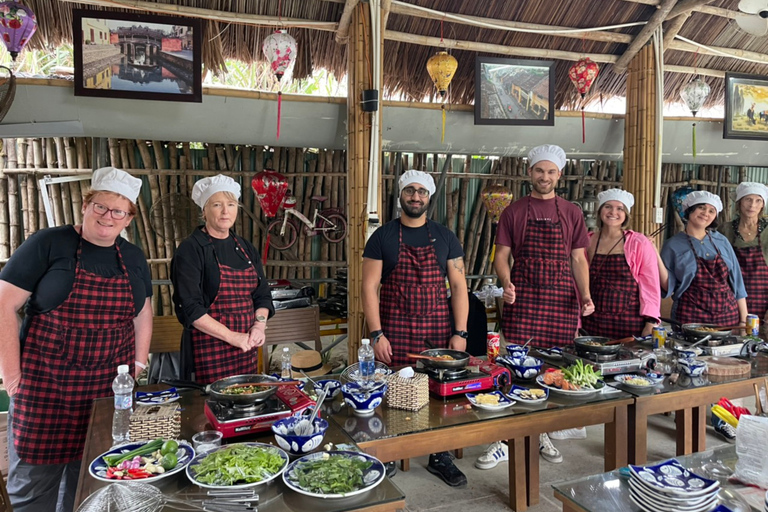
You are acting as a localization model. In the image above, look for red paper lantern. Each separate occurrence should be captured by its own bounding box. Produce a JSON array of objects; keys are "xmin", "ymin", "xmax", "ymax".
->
[
  {"xmin": 568, "ymin": 58, "xmax": 600, "ymax": 143},
  {"xmin": 252, "ymin": 170, "xmax": 289, "ymax": 264}
]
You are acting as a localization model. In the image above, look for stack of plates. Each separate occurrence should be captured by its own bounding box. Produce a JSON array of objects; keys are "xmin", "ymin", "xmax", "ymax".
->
[{"xmin": 628, "ymin": 459, "xmax": 720, "ymax": 512}]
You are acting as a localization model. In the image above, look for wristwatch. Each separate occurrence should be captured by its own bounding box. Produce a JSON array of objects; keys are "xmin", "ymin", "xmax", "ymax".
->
[
  {"xmin": 370, "ymin": 330, "xmax": 384, "ymax": 345},
  {"xmin": 453, "ymin": 330, "xmax": 469, "ymax": 339},
  {"xmin": 255, "ymin": 314, "xmax": 268, "ymax": 324}
]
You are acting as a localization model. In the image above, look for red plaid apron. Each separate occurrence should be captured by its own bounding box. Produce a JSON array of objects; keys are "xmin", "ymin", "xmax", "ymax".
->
[
  {"xmin": 501, "ymin": 197, "xmax": 579, "ymax": 348},
  {"xmin": 191, "ymin": 235, "xmax": 260, "ymax": 384},
  {"xmin": 581, "ymin": 251, "xmax": 644, "ymax": 339},
  {"xmin": 735, "ymin": 245, "xmax": 768, "ymax": 319},
  {"xmin": 675, "ymin": 234, "xmax": 739, "ymax": 325},
  {"xmin": 379, "ymin": 222, "xmax": 451, "ymax": 366},
  {"xmin": 13, "ymin": 235, "xmax": 135, "ymax": 464}
]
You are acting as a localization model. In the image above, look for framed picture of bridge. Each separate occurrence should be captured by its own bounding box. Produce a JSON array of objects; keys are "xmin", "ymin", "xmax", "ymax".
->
[
  {"xmin": 474, "ymin": 57, "xmax": 555, "ymax": 126},
  {"xmin": 72, "ymin": 9, "xmax": 202, "ymax": 103}
]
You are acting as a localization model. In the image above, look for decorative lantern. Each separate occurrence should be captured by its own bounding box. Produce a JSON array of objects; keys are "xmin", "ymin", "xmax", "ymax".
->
[
  {"xmin": 252, "ymin": 169, "xmax": 289, "ymax": 263},
  {"xmin": 0, "ymin": 2, "xmax": 36, "ymax": 62},
  {"xmin": 568, "ymin": 58, "xmax": 600, "ymax": 144},
  {"xmin": 679, "ymin": 78, "xmax": 710, "ymax": 160},
  {"xmin": 480, "ymin": 184, "xmax": 513, "ymax": 261},
  {"xmin": 426, "ymin": 51, "xmax": 458, "ymax": 144},
  {"xmin": 262, "ymin": 30, "xmax": 297, "ymax": 140}
]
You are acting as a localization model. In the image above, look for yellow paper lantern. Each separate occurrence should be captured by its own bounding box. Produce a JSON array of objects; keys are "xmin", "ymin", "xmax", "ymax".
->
[{"xmin": 426, "ymin": 51, "xmax": 458, "ymax": 144}]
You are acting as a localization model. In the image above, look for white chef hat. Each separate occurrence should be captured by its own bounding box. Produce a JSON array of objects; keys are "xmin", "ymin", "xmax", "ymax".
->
[
  {"xmin": 597, "ymin": 189, "xmax": 635, "ymax": 214},
  {"xmin": 399, "ymin": 170, "xmax": 436, "ymax": 196},
  {"xmin": 682, "ymin": 190, "xmax": 723, "ymax": 214},
  {"xmin": 191, "ymin": 174, "xmax": 242, "ymax": 209},
  {"xmin": 90, "ymin": 166, "xmax": 142, "ymax": 204},
  {"xmin": 735, "ymin": 181, "xmax": 768, "ymax": 204},
  {"xmin": 527, "ymin": 144, "xmax": 567, "ymax": 171}
]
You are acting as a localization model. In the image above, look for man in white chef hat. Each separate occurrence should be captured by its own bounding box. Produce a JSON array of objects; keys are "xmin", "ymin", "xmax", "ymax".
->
[{"xmin": 362, "ymin": 169, "xmax": 470, "ymax": 487}]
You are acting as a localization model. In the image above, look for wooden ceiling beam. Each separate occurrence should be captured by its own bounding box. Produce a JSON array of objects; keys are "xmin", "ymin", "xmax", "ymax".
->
[
  {"xmin": 668, "ymin": 40, "xmax": 768, "ymax": 65},
  {"xmin": 335, "ymin": 0, "xmax": 361, "ymax": 44},
  {"xmin": 614, "ymin": 0, "xmax": 678, "ymax": 73},
  {"xmin": 667, "ymin": 0, "xmax": 717, "ymax": 19},
  {"xmin": 382, "ymin": 0, "xmax": 393, "ymax": 30},
  {"xmin": 619, "ymin": 0, "xmax": 739, "ymax": 19},
  {"xmin": 662, "ymin": 13, "xmax": 690, "ymax": 50}
]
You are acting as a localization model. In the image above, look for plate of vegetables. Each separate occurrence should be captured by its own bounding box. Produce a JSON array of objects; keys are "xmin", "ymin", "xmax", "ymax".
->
[
  {"xmin": 186, "ymin": 442, "xmax": 289, "ymax": 489},
  {"xmin": 89, "ymin": 438, "xmax": 194, "ymax": 482},
  {"xmin": 283, "ymin": 450, "xmax": 385, "ymax": 499},
  {"xmin": 537, "ymin": 361, "xmax": 605, "ymax": 397}
]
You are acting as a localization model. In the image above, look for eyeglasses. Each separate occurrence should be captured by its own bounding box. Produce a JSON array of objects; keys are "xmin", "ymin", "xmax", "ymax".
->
[
  {"xmin": 90, "ymin": 202, "xmax": 129, "ymax": 220},
  {"xmin": 402, "ymin": 186, "xmax": 430, "ymax": 198}
]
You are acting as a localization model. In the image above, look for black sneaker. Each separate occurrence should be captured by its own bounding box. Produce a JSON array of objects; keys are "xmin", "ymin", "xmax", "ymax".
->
[
  {"xmin": 427, "ymin": 451, "xmax": 467, "ymax": 487},
  {"xmin": 385, "ymin": 461, "xmax": 397, "ymax": 478},
  {"xmin": 714, "ymin": 421, "xmax": 736, "ymax": 442}
]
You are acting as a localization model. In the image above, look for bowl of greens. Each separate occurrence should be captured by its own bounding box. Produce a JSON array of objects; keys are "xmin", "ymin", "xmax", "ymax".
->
[
  {"xmin": 271, "ymin": 417, "xmax": 329, "ymax": 456},
  {"xmin": 282, "ymin": 450, "xmax": 386, "ymax": 498},
  {"xmin": 185, "ymin": 442, "xmax": 288, "ymax": 489}
]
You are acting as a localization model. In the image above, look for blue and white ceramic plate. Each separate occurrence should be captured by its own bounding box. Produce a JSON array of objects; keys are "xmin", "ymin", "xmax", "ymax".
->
[
  {"xmin": 186, "ymin": 442, "xmax": 289, "ymax": 489},
  {"xmin": 614, "ymin": 374, "xmax": 656, "ymax": 391},
  {"xmin": 283, "ymin": 450, "xmax": 385, "ymax": 499},
  {"xmin": 629, "ymin": 487, "xmax": 717, "ymax": 512},
  {"xmin": 628, "ymin": 478, "xmax": 718, "ymax": 508},
  {"xmin": 466, "ymin": 390, "xmax": 515, "ymax": 410},
  {"xmin": 89, "ymin": 440, "xmax": 194, "ymax": 483},
  {"xmin": 507, "ymin": 385, "xmax": 549, "ymax": 404},
  {"xmin": 135, "ymin": 388, "xmax": 180, "ymax": 406},
  {"xmin": 535, "ymin": 375, "xmax": 605, "ymax": 397},
  {"xmin": 629, "ymin": 459, "xmax": 719, "ymax": 497}
]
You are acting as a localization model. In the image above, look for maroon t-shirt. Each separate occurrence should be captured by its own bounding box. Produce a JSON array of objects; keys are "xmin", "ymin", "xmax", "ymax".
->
[{"xmin": 496, "ymin": 196, "xmax": 589, "ymax": 256}]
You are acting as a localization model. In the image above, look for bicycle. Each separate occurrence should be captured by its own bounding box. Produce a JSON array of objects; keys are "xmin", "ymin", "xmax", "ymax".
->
[{"xmin": 267, "ymin": 194, "xmax": 347, "ymax": 250}]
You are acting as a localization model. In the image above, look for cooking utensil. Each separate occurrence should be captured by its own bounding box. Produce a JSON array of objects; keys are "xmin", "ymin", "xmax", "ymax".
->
[
  {"xmin": 688, "ymin": 335, "xmax": 713, "ymax": 348},
  {"xmin": 205, "ymin": 374, "xmax": 280, "ymax": 405},
  {"xmin": 417, "ymin": 349, "xmax": 470, "ymax": 368},
  {"xmin": 573, "ymin": 336, "xmax": 622, "ymax": 354},
  {"xmin": 296, "ymin": 387, "xmax": 327, "ymax": 436},
  {"xmin": 407, "ymin": 353, "xmax": 451, "ymax": 362},
  {"xmin": 224, "ymin": 380, "xmax": 301, "ymax": 388},
  {"xmin": 604, "ymin": 336, "xmax": 634, "ymax": 346}
]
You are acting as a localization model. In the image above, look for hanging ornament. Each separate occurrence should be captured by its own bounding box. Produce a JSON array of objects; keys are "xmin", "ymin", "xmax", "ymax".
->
[
  {"xmin": 568, "ymin": 58, "xmax": 600, "ymax": 144},
  {"xmin": 252, "ymin": 169, "xmax": 289, "ymax": 264},
  {"xmin": 0, "ymin": 2, "xmax": 36, "ymax": 62},
  {"xmin": 480, "ymin": 184, "xmax": 513, "ymax": 262},
  {"xmin": 262, "ymin": 29, "xmax": 297, "ymax": 140},
  {"xmin": 426, "ymin": 51, "xmax": 457, "ymax": 144},
  {"xmin": 679, "ymin": 78, "xmax": 710, "ymax": 160}
]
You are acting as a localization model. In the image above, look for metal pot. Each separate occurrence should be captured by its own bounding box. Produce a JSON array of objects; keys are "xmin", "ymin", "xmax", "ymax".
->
[
  {"xmin": 419, "ymin": 349, "xmax": 470, "ymax": 369},
  {"xmin": 573, "ymin": 336, "xmax": 622, "ymax": 355}
]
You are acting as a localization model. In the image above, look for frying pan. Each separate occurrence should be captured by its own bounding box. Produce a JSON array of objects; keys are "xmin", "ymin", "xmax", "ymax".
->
[
  {"xmin": 418, "ymin": 349, "xmax": 470, "ymax": 369},
  {"xmin": 573, "ymin": 336, "xmax": 622, "ymax": 355},
  {"xmin": 163, "ymin": 374, "xmax": 280, "ymax": 405},
  {"xmin": 662, "ymin": 318, "xmax": 736, "ymax": 340}
]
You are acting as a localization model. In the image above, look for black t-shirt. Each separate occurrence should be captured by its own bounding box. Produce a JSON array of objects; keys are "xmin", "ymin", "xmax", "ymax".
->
[
  {"xmin": 0, "ymin": 226, "xmax": 153, "ymax": 339},
  {"xmin": 363, "ymin": 219, "xmax": 464, "ymax": 282}
]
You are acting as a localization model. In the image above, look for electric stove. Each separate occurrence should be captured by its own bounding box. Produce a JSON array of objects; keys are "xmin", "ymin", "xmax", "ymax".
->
[
  {"xmin": 204, "ymin": 385, "xmax": 316, "ymax": 438},
  {"xmin": 561, "ymin": 346, "xmax": 656, "ymax": 375},
  {"xmin": 666, "ymin": 332, "xmax": 747, "ymax": 357},
  {"xmin": 422, "ymin": 356, "xmax": 511, "ymax": 397}
]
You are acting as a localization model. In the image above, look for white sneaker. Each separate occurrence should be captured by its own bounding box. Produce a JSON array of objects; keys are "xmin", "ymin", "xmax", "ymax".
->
[
  {"xmin": 548, "ymin": 427, "xmax": 587, "ymax": 440},
  {"xmin": 539, "ymin": 433, "xmax": 563, "ymax": 464},
  {"xmin": 475, "ymin": 441, "xmax": 508, "ymax": 470}
]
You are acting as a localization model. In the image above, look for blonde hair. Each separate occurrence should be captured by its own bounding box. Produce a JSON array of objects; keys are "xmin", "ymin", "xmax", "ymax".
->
[
  {"xmin": 82, "ymin": 190, "xmax": 137, "ymax": 216},
  {"xmin": 201, "ymin": 191, "xmax": 239, "ymax": 222}
]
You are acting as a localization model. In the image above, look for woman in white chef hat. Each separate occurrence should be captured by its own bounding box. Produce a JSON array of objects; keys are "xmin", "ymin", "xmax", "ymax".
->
[
  {"xmin": 171, "ymin": 174, "xmax": 274, "ymax": 384},
  {"xmin": 582, "ymin": 189, "xmax": 663, "ymax": 338},
  {"xmin": 720, "ymin": 181, "xmax": 768, "ymax": 334}
]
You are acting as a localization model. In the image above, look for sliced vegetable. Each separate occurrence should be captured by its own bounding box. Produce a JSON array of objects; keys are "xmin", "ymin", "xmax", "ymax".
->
[
  {"xmin": 292, "ymin": 454, "xmax": 372, "ymax": 494},
  {"xmin": 561, "ymin": 360, "xmax": 602, "ymax": 389},
  {"xmin": 191, "ymin": 445, "xmax": 285, "ymax": 486},
  {"xmin": 103, "ymin": 439, "xmax": 164, "ymax": 468}
]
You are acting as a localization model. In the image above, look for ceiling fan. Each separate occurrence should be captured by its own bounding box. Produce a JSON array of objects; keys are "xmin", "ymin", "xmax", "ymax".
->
[{"xmin": 734, "ymin": 0, "xmax": 768, "ymax": 36}]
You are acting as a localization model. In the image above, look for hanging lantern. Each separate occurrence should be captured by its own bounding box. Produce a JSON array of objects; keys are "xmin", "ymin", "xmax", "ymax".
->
[
  {"xmin": 252, "ymin": 169, "xmax": 289, "ymax": 264},
  {"xmin": 480, "ymin": 184, "xmax": 513, "ymax": 262},
  {"xmin": 262, "ymin": 30, "xmax": 297, "ymax": 140},
  {"xmin": 426, "ymin": 51, "xmax": 458, "ymax": 144},
  {"xmin": 680, "ymin": 78, "xmax": 710, "ymax": 160},
  {"xmin": 568, "ymin": 58, "xmax": 600, "ymax": 144},
  {"xmin": 0, "ymin": 2, "xmax": 36, "ymax": 62}
]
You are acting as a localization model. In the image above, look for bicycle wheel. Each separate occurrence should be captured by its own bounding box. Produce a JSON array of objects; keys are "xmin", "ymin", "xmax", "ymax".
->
[
  {"xmin": 321, "ymin": 213, "xmax": 347, "ymax": 243},
  {"xmin": 267, "ymin": 218, "xmax": 298, "ymax": 250}
]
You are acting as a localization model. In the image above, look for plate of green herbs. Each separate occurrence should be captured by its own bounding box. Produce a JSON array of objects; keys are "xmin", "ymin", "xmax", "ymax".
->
[
  {"xmin": 185, "ymin": 442, "xmax": 288, "ymax": 489},
  {"xmin": 282, "ymin": 450, "xmax": 385, "ymax": 498}
]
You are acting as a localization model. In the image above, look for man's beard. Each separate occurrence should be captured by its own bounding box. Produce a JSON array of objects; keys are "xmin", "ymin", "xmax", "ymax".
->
[{"xmin": 400, "ymin": 196, "xmax": 428, "ymax": 218}]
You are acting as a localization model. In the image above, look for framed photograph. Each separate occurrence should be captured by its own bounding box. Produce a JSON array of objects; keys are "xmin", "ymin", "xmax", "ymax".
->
[
  {"xmin": 474, "ymin": 57, "xmax": 555, "ymax": 126},
  {"xmin": 723, "ymin": 72, "xmax": 768, "ymax": 140},
  {"xmin": 73, "ymin": 9, "xmax": 202, "ymax": 102}
]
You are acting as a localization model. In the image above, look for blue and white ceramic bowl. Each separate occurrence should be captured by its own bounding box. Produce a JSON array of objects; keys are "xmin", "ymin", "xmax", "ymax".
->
[
  {"xmin": 271, "ymin": 417, "xmax": 329, "ymax": 456},
  {"xmin": 678, "ymin": 358, "xmax": 707, "ymax": 377},
  {"xmin": 313, "ymin": 379, "xmax": 342, "ymax": 399},
  {"xmin": 341, "ymin": 382, "xmax": 387, "ymax": 417},
  {"xmin": 507, "ymin": 356, "xmax": 543, "ymax": 380},
  {"xmin": 505, "ymin": 344, "xmax": 529, "ymax": 358}
]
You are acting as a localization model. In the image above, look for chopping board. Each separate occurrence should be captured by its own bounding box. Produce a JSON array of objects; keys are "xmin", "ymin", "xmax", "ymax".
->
[{"xmin": 698, "ymin": 356, "xmax": 751, "ymax": 376}]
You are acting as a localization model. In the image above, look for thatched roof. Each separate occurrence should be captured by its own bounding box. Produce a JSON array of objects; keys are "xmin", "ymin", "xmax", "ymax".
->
[{"xmin": 28, "ymin": 0, "xmax": 768, "ymax": 109}]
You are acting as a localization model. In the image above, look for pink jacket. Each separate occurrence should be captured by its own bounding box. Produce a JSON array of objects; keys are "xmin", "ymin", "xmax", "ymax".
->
[{"xmin": 588, "ymin": 230, "xmax": 662, "ymax": 321}]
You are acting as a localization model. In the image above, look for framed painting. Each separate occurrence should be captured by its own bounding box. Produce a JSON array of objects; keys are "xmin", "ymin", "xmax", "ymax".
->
[
  {"xmin": 73, "ymin": 9, "xmax": 202, "ymax": 102},
  {"xmin": 474, "ymin": 57, "xmax": 555, "ymax": 126},
  {"xmin": 723, "ymin": 72, "xmax": 768, "ymax": 140}
]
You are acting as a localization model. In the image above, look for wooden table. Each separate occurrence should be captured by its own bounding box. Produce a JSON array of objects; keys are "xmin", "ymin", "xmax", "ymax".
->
[
  {"xmin": 329, "ymin": 387, "xmax": 632, "ymax": 511},
  {"xmin": 74, "ymin": 390, "xmax": 406, "ymax": 512}
]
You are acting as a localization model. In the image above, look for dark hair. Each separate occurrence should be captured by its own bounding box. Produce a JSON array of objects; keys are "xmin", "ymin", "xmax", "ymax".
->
[
  {"xmin": 83, "ymin": 190, "xmax": 138, "ymax": 217},
  {"xmin": 684, "ymin": 204, "xmax": 719, "ymax": 230},
  {"xmin": 596, "ymin": 203, "xmax": 631, "ymax": 229}
]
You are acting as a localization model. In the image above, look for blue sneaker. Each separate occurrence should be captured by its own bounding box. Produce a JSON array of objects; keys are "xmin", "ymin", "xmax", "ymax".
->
[{"xmin": 475, "ymin": 441, "xmax": 508, "ymax": 470}]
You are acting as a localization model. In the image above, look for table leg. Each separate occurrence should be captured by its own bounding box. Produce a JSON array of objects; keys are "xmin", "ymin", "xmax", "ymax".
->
[
  {"xmin": 508, "ymin": 437, "xmax": 528, "ymax": 511},
  {"xmin": 604, "ymin": 402, "xmax": 628, "ymax": 471},
  {"xmin": 526, "ymin": 436, "xmax": 539, "ymax": 507},
  {"xmin": 629, "ymin": 401, "xmax": 648, "ymax": 464},
  {"xmin": 676, "ymin": 408, "xmax": 693, "ymax": 456},
  {"xmin": 454, "ymin": 448, "xmax": 463, "ymax": 459},
  {"xmin": 692, "ymin": 405, "xmax": 706, "ymax": 453},
  {"xmin": 400, "ymin": 459, "xmax": 410, "ymax": 472}
]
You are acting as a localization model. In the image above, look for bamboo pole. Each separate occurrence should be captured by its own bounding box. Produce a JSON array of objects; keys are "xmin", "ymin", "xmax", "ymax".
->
[{"xmin": 0, "ymin": 141, "xmax": 8, "ymax": 258}]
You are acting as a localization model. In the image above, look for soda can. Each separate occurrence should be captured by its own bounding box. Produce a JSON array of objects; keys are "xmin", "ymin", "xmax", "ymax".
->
[
  {"xmin": 746, "ymin": 314, "xmax": 760, "ymax": 337},
  {"xmin": 652, "ymin": 326, "xmax": 666, "ymax": 349},
  {"xmin": 487, "ymin": 332, "xmax": 501, "ymax": 363}
]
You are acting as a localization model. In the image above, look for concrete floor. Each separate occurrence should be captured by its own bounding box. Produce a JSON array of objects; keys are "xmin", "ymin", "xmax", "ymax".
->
[{"xmin": 385, "ymin": 414, "xmax": 732, "ymax": 512}]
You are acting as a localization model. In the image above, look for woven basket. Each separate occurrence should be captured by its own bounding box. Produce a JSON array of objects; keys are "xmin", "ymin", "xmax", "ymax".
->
[
  {"xmin": 385, "ymin": 373, "xmax": 429, "ymax": 411},
  {"xmin": 129, "ymin": 404, "xmax": 181, "ymax": 441}
]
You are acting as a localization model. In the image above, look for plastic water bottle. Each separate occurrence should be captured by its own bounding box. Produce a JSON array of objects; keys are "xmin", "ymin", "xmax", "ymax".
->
[
  {"xmin": 281, "ymin": 347, "xmax": 292, "ymax": 379},
  {"xmin": 112, "ymin": 364, "xmax": 134, "ymax": 445},
  {"xmin": 358, "ymin": 338, "xmax": 375, "ymax": 385}
]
